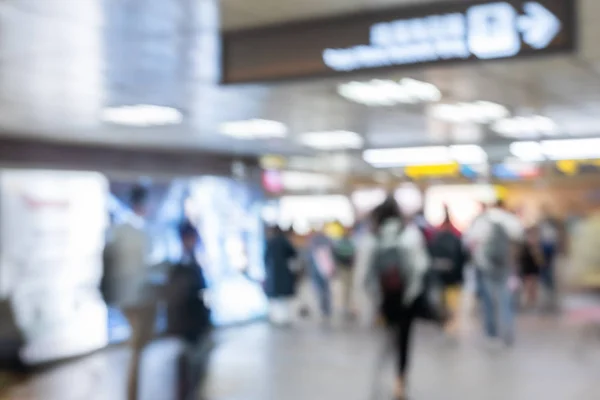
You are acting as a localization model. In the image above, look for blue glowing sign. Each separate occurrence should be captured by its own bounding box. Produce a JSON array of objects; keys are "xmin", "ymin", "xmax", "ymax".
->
[{"xmin": 323, "ymin": 1, "xmax": 569, "ymax": 72}]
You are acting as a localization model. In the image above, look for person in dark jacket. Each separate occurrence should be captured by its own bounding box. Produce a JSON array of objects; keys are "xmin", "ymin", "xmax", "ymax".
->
[
  {"xmin": 165, "ymin": 221, "xmax": 212, "ymax": 400},
  {"xmin": 520, "ymin": 227, "xmax": 543, "ymax": 309},
  {"xmin": 264, "ymin": 226, "xmax": 298, "ymax": 325},
  {"xmin": 166, "ymin": 221, "xmax": 210, "ymax": 342},
  {"xmin": 430, "ymin": 206, "xmax": 466, "ymax": 338}
]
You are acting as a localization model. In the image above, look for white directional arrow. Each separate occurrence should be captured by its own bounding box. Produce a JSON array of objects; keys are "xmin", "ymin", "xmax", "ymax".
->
[{"xmin": 518, "ymin": 2, "xmax": 562, "ymax": 49}]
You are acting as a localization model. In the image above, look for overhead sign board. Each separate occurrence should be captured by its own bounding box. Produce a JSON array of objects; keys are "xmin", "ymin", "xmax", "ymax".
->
[{"xmin": 222, "ymin": 0, "xmax": 575, "ymax": 83}]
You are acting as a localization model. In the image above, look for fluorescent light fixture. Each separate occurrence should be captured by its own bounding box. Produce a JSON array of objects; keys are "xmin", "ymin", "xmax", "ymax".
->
[
  {"xmin": 299, "ymin": 130, "xmax": 364, "ymax": 150},
  {"xmin": 338, "ymin": 78, "xmax": 441, "ymax": 107},
  {"xmin": 449, "ymin": 145, "xmax": 488, "ymax": 164},
  {"xmin": 430, "ymin": 101, "xmax": 509, "ymax": 124},
  {"xmin": 363, "ymin": 146, "xmax": 450, "ymax": 168},
  {"xmin": 509, "ymin": 141, "xmax": 544, "ymax": 162},
  {"xmin": 102, "ymin": 105, "xmax": 183, "ymax": 127},
  {"xmin": 511, "ymin": 138, "xmax": 600, "ymax": 161},
  {"xmin": 219, "ymin": 119, "xmax": 288, "ymax": 140},
  {"xmin": 492, "ymin": 115, "xmax": 558, "ymax": 138},
  {"xmin": 541, "ymin": 138, "xmax": 600, "ymax": 160},
  {"xmin": 363, "ymin": 145, "xmax": 487, "ymax": 168}
]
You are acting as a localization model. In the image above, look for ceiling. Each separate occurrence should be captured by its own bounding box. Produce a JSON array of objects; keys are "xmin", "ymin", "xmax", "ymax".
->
[
  {"xmin": 0, "ymin": 0, "xmax": 599, "ymax": 175},
  {"xmin": 221, "ymin": 0, "xmax": 457, "ymax": 31}
]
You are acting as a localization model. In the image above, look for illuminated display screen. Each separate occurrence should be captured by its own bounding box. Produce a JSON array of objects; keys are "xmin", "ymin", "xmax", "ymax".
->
[
  {"xmin": 223, "ymin": 0, "xmax": 575, "ymax": 83},
  {"xmin": 108, "ymin": 178, "xmax": 268, "ymax": 331},
  {"xmin": 492, "ymin": 163, "xmax": 541, "ymax": 180},
  {"xmin": 0, "ymin": 170, "xmax": 110, "ymax": 364},
  {"xmin": 404, "ymin": 163, "xmax": 460, "ymax": 179},
  {"xmin": 425, "ymin": 184, "xmax": 496, "ymax": 231}
]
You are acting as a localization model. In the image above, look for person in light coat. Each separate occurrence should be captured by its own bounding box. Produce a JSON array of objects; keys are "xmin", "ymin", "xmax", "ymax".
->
[{"xmin": 354, "ymin": 197, "xmax": 429, "ymax": 400}]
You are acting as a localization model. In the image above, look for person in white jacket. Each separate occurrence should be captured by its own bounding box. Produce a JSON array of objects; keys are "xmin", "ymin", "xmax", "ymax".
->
[
  {"xmin": 103, "ymin": 185, "xmax": 154, "ymax": 400},
  {"xmin": 355, "ymin": 197, "xmax": 429, "ymax": 400}
]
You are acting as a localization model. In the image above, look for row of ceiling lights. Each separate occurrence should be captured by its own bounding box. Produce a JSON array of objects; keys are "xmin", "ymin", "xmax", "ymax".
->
[
  {"xmin": 363, "ymin": 137, "xmax": 600, "ymax": 169},
  {"xmin": 99, "ymin": 80, "xmax": 558, "ymax": 143},
  {"xmin": 339, "ymin": 78, "xmax": 559, "ymax": 138},
  {"xmin": 218, "ymin": 78, "xmax": 559, "ymax": 148}
]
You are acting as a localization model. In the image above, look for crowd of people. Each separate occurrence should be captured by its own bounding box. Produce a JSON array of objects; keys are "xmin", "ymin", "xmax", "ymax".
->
[
  {"xmin": 263, "ymin": 195, "xmax": 568, "ymax": 400},
  {"xmin": 101, "ymin": 185, "xmax": 579, "ymax": 400}
]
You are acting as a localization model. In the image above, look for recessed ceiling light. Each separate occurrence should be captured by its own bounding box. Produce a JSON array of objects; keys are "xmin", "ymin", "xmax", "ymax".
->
[
  {"xmin": 219, "ymin": 119, "xmax": 288, "ymax": 140},
  {"xmin": 430, "ymin": 101, "xmax": 509, "ymax": 124},
  {"xmin": 299, "ymin": 130, "xmax": 364, "ymax": 151},
  {"xmin": 102, "ymin": 105, "xmax": 183, "ymax": 127},
  {"xmin": 492, "ymin": 115, "xmax": 559, "ymax": 138},
  {"xmin": 338, "ymin": 78, "xmax": 441, "ymax": 107}
]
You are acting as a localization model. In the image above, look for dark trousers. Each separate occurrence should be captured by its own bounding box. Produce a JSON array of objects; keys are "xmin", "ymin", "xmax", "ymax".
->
[
  {"xmin": 381, "ymin": 292, "xmax": 417, "ymax": 378},
  {"xmin": 540, "ymin": 243, "xmax": 557, "ymax": 293}
]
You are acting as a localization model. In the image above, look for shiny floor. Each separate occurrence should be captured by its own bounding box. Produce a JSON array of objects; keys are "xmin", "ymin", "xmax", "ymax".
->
[{"xmin": 3, "ymin": 316, "xmax": 600, "ymax": 400}]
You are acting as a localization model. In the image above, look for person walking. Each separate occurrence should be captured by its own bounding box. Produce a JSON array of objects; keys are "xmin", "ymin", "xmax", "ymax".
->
[
  {"xmin": 361, "ymin": 196, "xmax": 429, "ymax": 400},
  {"xmin": 102, "ymin": 185, "xmax": 155, "ymax": 400},
  {"xmin": 264, "ymin": 226, "xmax": 298, "ymax": 325},
  {"xmin": 519, "ymin": 227, "xmax": 544, "ymax": 309},
  {"xmin": 308, "ymin": 229, "xmax": 336, "ymax": 322},
  {"xmin": 538, "ymin": 206, "xmax": 563, "ymax": 311},
  {"xmin": 332, "ymin": 227, "xmax": 357, "ymax": 318},
  {"xmin": 464, "ymin": 200, "xmax": 524, "ymax": 347},
  {"xmin": 429, "ymin": 206, "xmax": 466, "ymax": 338},
  {"xmin": 165, "ymin": 221, "xmax": 212, "ymax": 400}
]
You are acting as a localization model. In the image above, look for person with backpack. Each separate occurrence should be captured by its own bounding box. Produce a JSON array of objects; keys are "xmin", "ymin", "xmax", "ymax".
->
[
  {"xmin": 333, "ymin": 227, "xmax": 357, "ymax": 318},
  {"xmin": 263, "ymin": 226, "xmax": 298, "ymax": 326},
  {"xmin": 102, "ymin": 185, "xmax": 155, "ymax": 400},
  {"xmin": 464, "ymin": 199, "xmax": 524, "ymax": 347},
  {"xmin": 362, "ymin": 196, "xmax": 429, "ymax": 400},
  {"xmin": 429, "ymin": 206, "xmax": 466, "ymax": 338}
]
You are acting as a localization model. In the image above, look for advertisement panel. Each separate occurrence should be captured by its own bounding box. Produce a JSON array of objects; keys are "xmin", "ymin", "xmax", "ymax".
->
[{"xmin": 0, "ymin": 170, "xmax": 109, "ymax": 364}]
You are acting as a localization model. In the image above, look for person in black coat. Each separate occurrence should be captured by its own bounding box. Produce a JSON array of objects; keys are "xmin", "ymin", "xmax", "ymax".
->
[
  {"xmin": 165, "ymin": 221, "xmax": 212, "ymax": 400},
  {"xmin": 166, "ymin": 222, "xmax": 211, "ymax": 343},
  {"xmin": 520, "ymin": 227, "xmax": 543, "ymax": 309},
  {"xmin": 264, "ymin": 226, "xmax": 298, "ymax": 325}
]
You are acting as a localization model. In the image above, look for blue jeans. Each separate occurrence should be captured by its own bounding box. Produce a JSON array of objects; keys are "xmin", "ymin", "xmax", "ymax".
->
[
  {"xmin": 312, "ymin": 272, "xmax": 332, "ymax": 317},
  {"xmin": 476, "ymin": 270, "xmax": 515, "ymax": 344}
]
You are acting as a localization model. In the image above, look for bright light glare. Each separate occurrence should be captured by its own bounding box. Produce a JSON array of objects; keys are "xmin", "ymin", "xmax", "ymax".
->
[
  {"xmin": 351, "ymin": 188, "xmax": 387, "ymax": 213},
  {"xmin": 102, "ymin": 105, "xmax": 183, "ymax": 127},
  {"xmin": 363, "ymin": 145, "xmax": 487, "ymax": 167},
  {"xmin": 541, "ymin": 138, "xmax": 600, "ymax": 160},
  {"xmin": 338, "ymin": 78, "xmax": 441, "ymax": 107},
  {"xmin": 363, "ymin": 146, "xmax": 450, "ymax": 167},
  {"xmin": 449, "ymin": 145, "xmax": 488, "ymax": 164},
  {"xmin": 493, "ymin": 116, "xmax": 558, "ymax": 138},
  {"xmin": 509, "ymin": 141, "xmax": 544, "ymax": 161},
  {"xmin": 299, "ymin": 130, "xmax": 364, "ymax": 150},
  {"xmin": 430, "ymin": 101, "xmax": 509, "ymax": 124},
  {"xmin": 280, "ymin": 171, "xmax": 340, "ymax": 191},
  {"xmin": 219, "ymin": 119, "xmax": 288, "ymax": 140},
  {"xmin": 278, "ymin": 195, "xmax": 355, "ymax": 234},
  {"xmin": 511, "ymin": 138, "xmax": 600, "ymax": 161}
]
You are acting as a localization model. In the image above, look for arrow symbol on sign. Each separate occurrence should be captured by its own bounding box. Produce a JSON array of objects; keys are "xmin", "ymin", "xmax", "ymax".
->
[{"xmin": 518, "ymin": 2, "xmax": 562, "ymax": 49}]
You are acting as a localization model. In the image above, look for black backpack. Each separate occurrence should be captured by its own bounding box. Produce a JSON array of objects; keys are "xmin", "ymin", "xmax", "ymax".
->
[
  {"xmin": 372, "ymin": 226, "xmax": 410, "ymax": 295},
  {"xmin": 430, "ymin": 230, "xmax": 464, "ymax": 285}
]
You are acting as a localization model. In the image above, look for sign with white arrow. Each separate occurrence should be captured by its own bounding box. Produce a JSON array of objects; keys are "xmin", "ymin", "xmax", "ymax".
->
[{"xmin": 222, "ymin": 0, "xmax": 576, "ymax": 83}]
